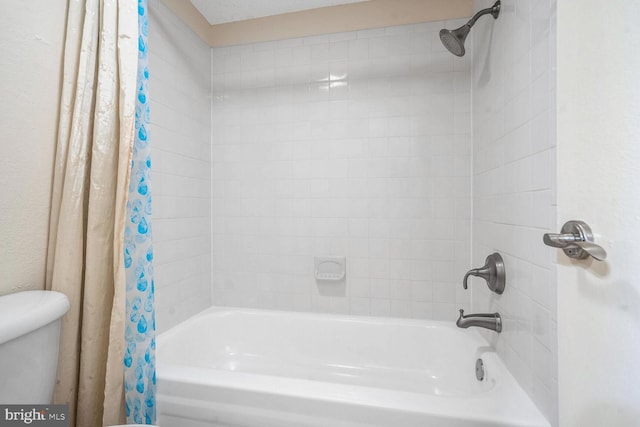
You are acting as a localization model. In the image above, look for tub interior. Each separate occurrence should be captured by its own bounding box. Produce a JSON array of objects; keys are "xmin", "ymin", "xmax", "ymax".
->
[{"xmin": 159, "ymin": 309, "xmax": 494, "ymax": 397}]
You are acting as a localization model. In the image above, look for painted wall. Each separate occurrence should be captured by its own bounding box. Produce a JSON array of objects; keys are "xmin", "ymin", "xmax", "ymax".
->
[
  {"xmin": 0, "ymin": 0, "xmax": 67, "ymax": 295},
  {"xmin": 160, "ymin": 0, "xmax": 472, "ymax": 47},
  {"xmin": 148, "ymin": 0, "xmax": 212, "ymax": 332},
  {"xmin": 205, "ymin": 0, "xmax": 473, "ymax": 47},
  {"xmin": 211, "ymin": 20, "xmax": 473, "ymax": 318},
  {"xmin": 471, "ymin": 0, "xmax": 557, "ymax": 424},
  {"xmin": 557, "ymin": 0, "xmax": 640, "ymax": 425}
]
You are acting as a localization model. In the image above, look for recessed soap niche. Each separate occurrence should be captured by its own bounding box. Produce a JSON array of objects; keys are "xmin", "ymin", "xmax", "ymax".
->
[{"xmin": 314, "ymin": 257, "xmax": 346, "ymax": 282}]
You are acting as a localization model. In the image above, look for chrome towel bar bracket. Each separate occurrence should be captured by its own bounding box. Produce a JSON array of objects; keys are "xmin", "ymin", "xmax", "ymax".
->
[{"xmin": 543, "ymin": 220, "xmax": 607, "ymax": 261}]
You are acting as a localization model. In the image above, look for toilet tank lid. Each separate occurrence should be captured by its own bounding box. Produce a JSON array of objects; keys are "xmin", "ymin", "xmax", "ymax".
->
[{"xmin": 0, "ymin": 290, "xmax": 70, "ymax": 345}]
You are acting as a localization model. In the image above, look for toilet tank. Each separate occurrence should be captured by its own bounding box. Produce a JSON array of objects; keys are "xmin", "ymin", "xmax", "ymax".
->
[{"xmin": 0, "ymin": 290, "xmax": 70, "ymax": 404}]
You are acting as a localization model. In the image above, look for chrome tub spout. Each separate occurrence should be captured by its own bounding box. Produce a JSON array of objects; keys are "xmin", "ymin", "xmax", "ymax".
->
[{"xmin": 456, "ymin": 309, "xmax": 502, "ymax": 333}]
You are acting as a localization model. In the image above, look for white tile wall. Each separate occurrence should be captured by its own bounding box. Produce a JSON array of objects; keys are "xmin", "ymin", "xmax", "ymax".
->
[
  {"xmin": 148, "ymin": 0, "xmax": 212, "ymax": 332},
  {"xmin": 471, "ymin": 0, "xmax": 557, "ymax": 424},
  {"xmin": 210, "ymin": 20, "xmax": 472, "ymax": 319},
  {"xmin": 149, "ymin": 3, "xmax": 558, "ymax": 419}
]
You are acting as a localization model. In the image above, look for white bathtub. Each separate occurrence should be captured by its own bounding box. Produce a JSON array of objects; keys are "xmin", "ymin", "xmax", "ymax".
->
[{"xmin": 157, "ymin": 307, "xmax": 549, "ymax": 427}]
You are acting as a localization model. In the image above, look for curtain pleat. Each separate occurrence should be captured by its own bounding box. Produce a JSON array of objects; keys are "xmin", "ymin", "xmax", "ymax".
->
[{"xmin": 103, "ymin": 0, "xmax": 138, "ymax": 424}]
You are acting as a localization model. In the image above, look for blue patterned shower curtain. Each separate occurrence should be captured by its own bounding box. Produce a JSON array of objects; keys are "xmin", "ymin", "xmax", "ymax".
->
[{"xmin": 124, "ymin": 0, "xmax": 156, "ymax": 423}]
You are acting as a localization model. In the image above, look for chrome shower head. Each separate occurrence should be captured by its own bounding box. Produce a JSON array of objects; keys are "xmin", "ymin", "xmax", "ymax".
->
[
  {"xmin": 439, "ymin": 25, "xmax": 471, "ymax": 57},
  {"xmin": 439, "ymin": 0, "xmax": 501, "ymax": 57}
]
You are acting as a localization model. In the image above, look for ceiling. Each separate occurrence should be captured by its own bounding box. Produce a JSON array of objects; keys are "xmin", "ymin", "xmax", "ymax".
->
[{"xmin": 190, "ymin": 0, "xmax": 371, "ymax": 25}]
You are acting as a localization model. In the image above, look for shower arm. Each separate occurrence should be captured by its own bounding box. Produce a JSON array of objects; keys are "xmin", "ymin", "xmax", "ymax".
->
[{"xmin": 466, "ymin": 1, "xmax": 501, "ymax": 28}]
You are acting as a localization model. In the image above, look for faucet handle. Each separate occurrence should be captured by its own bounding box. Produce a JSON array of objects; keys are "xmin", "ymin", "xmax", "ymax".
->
[{"xmin": 462, "ymin": 253, "xmax": 505, "ymax": 294}]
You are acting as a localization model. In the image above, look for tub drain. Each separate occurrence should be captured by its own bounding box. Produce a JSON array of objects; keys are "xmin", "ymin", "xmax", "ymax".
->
[{"xmin": 475, "ymin": 358, "xmax": 484, "ymax": 381}]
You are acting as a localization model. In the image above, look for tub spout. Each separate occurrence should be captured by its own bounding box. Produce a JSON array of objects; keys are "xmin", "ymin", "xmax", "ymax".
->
[{"xmin": 456, "ymin": 309, "xmax": 502, "ymax": 333}]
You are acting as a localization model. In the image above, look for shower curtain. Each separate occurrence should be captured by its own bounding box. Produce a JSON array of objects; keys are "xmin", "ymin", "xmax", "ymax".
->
[
  {"xmin": 46, "ymin": 0, "xmax": 138, "ymax": 425},
  {"xmin": 123, "ymin": 0, "xmax": 157, "ymax": 423}
]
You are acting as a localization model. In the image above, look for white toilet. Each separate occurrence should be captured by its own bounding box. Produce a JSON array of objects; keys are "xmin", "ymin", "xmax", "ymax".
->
[
  {"xmin": 0, "ymin": 290, "xmax": 160, "ymax": 426},
  {"xmin": 0, "ymin": 290, "xmax": 70, "ymax": 404}
]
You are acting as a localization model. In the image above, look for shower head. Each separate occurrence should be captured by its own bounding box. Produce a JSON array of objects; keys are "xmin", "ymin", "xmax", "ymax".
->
[
  {"xmin": 439, "ymin": 26, "xmax": 471, "ymax": 57},
  {"xmin": 439, "ymin": 0, "xmax": 501, "ymax": 57}
]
